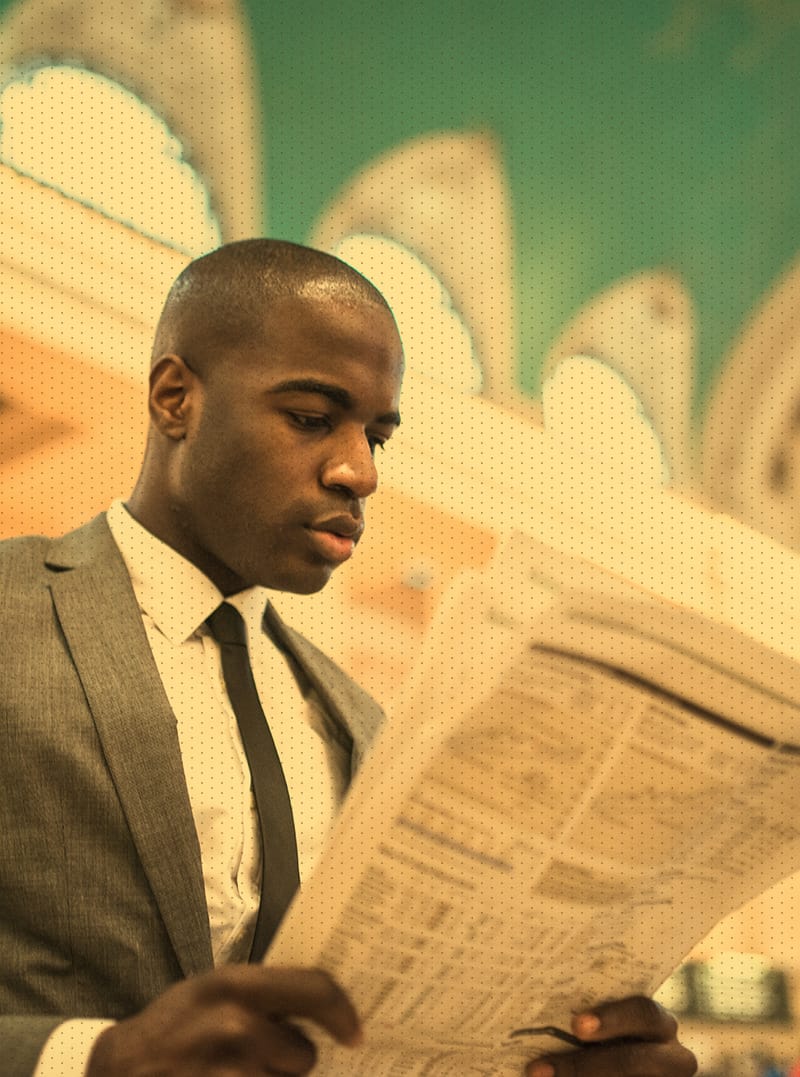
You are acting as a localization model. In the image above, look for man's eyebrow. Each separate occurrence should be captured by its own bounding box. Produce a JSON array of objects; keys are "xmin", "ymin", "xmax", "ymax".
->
[{"xmin": 269, "ymin": 378, "xmax": 401, "ymax": 426}]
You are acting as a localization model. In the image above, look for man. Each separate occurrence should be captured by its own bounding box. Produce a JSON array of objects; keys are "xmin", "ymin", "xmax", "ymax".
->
[{"xmin": 0, "ymin": 239, "xmax": 696, "ymax": 1075}]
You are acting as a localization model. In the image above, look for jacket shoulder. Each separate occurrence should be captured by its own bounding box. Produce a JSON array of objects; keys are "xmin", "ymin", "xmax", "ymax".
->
[
  {"xmin": 0, "ymin": 515, "xmax": 117, "ymax": 614},
  {"xmin": 0, "ymin": 534, "xmax": 53, "ymax": 590}
]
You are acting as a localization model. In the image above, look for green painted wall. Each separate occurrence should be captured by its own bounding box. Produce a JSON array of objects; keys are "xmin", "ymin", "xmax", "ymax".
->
[{"xmin": 245, "ymin": 1, "xmax": 800, "ymax": 412}]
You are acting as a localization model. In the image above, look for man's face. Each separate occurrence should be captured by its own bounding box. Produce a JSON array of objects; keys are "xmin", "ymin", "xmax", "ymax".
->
[{"xmin": 170, "ymin": 292, "xmax": 404, "ymax": 594}]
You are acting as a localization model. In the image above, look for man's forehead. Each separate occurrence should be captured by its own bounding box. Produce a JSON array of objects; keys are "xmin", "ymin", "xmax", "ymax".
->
[
  {"xmin": 255, "ymin": 288, "xmax": 402, "ymax": 354},
  {"xmin": 234, "ymin": 292, "xmax": 403, "ymax": 410}
]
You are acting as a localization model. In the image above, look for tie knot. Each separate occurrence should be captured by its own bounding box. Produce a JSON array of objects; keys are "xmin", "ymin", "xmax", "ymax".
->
[{"xmin": 206, "ymin": 602, "xmax": 247, "ymax": 646}]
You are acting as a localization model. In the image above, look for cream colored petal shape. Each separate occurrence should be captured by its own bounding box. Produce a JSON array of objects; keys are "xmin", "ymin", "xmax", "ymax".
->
[
  {"xmin": 541, "ymin": 270, "xmax": 696, "ymax": 488},
  {"xmin": 702, "ymin": 252, "xmax": 800, "ymax": 552},
  {"xmin": 708, "ymin": 337, "xmax": 800, "ymax": 552},
  {"xmin": 311, "ymin": 131, "xmax": 532, "ymax": 418},
  {"xmin": 0, "ymin": 0, "xmax": 263, "ymax": 242}
]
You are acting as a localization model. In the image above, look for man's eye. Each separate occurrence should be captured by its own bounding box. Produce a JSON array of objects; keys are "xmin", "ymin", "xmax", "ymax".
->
[
  {"xmin": 289, "ymin": 413, "xmax": 330, "ymax": 431},
  {"xmin": 368, "ymin": 436, "xmax": 387, "ymax": 455}
]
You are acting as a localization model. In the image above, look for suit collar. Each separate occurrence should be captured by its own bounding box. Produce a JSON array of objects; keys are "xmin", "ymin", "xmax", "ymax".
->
[
  {"xmin": 264, "ymin": 604, "xmax": 381, "ymax": 772},
  {"xmin": 45, "ymin": 512, "xmax": 119, "ymax": 570}
]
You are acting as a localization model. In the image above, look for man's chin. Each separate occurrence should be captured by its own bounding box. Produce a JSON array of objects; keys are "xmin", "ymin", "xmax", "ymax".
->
[{"xmin": 267, "ymin": 563, "xmax": 336, "ymax": 596}]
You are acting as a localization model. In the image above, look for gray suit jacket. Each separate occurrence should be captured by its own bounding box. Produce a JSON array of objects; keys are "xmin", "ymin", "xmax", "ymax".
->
[{"xmin": 0, "ymin": 515, "xmax": 385, "ymax": 1075}]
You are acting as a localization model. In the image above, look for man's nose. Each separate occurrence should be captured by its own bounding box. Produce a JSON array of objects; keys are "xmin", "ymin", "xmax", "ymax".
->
[{"xmin": 321, "ymin": 433, "xmax": 379, "ymax": 499}]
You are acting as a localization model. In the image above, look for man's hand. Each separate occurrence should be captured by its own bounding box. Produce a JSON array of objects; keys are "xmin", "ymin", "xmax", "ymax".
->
[
  {"xmin": 87, "ymin": 965, "xmax": 361, "ymax": 1076},
  {"xmin": 525, "ymin": 997, "xmax": 697, "ymax": 1077}
]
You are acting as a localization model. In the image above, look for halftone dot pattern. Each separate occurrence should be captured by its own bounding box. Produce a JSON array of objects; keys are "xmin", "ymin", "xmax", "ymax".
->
[{"xmin": 2, "ymin": 0, "xmax": 800, "ymax": 1071}]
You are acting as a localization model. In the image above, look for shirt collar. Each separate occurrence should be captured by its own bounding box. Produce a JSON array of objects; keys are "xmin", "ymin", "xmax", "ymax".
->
[{"xmin": 106, "ymin": 499, "xmax": 270, "ymax": 644}]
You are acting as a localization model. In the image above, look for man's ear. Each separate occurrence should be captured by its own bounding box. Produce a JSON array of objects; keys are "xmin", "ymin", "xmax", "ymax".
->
[{"xmin": 148, "ymin": 355, "xmax": 197, "ymax": 439}]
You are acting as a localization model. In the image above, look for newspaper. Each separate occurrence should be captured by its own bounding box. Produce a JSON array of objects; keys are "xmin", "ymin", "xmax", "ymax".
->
[{"xmin": 266, "ymin": 503, "xmax": 800, "ymax": 1076}]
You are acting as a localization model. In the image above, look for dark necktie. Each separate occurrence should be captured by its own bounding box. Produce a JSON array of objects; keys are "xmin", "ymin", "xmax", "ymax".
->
[{"xmin": 205, "ymin": 602, "xmax": 300, "ymax": 961}]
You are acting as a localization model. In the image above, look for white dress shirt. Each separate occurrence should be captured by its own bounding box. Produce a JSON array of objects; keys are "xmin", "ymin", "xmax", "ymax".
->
[{"xmin": 35, "ymin": 500, "xmax": 349, "ymax": 1075}]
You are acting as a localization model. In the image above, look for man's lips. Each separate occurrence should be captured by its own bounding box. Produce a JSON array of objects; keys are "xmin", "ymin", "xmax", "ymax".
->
[
  {"xmin": 310, "ymin": 514, "xmax": 364, "ymax": 540},
  {"xmin": 306, "ymin": 515, "xmax": 364, "ymax": 563}
]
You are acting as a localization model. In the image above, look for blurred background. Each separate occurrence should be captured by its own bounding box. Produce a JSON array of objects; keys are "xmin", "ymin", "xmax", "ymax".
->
[{"xmin": 1, "ymin": 2, "xmax": 800, "ymax": 1072}]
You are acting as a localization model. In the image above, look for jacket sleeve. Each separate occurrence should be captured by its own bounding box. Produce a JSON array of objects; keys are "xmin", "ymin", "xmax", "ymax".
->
[{"xmin": 0, "ymin": 1016, "xmax": 64, "ymax": 1077}]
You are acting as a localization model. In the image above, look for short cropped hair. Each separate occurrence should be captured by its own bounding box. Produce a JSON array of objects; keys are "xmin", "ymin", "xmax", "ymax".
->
[{"xmin": 151, "ymin": 238, "xmax": 391, "ymax": 367}]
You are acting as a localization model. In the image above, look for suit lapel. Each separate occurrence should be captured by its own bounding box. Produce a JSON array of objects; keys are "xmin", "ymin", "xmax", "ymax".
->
[
  {"xmin": 264, "ymin": 604, "xmax": 385, "ymax": 774},
  {"xmin": 46, "ymin": 516, "xmax": 213, "ymax": 977}
]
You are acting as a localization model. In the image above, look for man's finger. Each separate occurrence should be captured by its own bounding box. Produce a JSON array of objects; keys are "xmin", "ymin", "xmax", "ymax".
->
[
  {"xmin": 253, "ymin": 1018, "xmax": 319, "ymax": 1073},
  {"xmin": 570, "ymin": 996, "xmax": 677, "ymax": 1043},
  {"xmin": 527, "ymin": 1040, "xmax": 698, "ymax": 1077},
  {"xmin": 206, "ymin": 966, "xmax": 363, "ymax": 1046}
]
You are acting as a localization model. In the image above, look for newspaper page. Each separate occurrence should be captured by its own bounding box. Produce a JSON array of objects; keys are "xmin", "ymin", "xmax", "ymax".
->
[{"xmin": 267, "ymin": 516, "xmax": 800, "ymax": 1076}]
